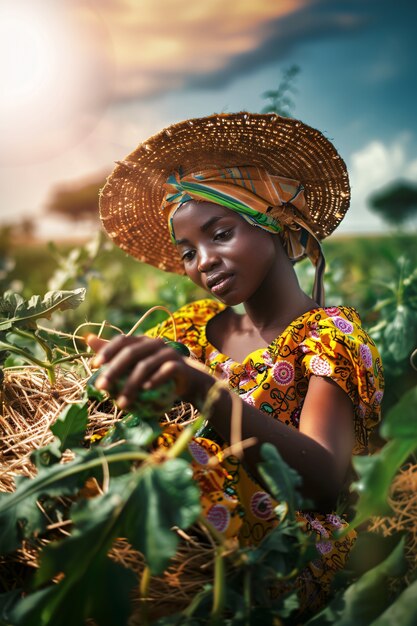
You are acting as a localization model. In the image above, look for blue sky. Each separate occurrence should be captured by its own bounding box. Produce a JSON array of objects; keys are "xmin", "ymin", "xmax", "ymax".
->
[{"xmin": 1, "ymin": 0, "xmax": 416, "ymax": 238}]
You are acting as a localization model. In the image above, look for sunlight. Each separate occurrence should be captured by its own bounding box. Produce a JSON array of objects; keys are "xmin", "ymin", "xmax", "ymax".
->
[
  {"xmin": 0, "ymin": 2, "xmax": 112, "ymax": 166},
  {"xmin": 0, "ymin": 7, "xmax": 57, "ymax": 106}
]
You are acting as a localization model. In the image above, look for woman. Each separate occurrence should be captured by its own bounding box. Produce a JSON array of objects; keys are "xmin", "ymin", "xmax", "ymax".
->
[{"xmin": 88, "ymin": 112, "xmax": 384, "ymax": 612}]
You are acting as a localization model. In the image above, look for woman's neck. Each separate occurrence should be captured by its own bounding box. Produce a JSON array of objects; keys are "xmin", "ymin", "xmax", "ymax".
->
[{"xmin": 241, "ymin": 255, "xmax": 317, "ymax": 339}]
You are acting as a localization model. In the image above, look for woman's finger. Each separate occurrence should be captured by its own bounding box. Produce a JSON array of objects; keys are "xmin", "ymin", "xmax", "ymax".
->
[
  {"xmin": 95, "ymin": 339, "xmax": 168, "ymax": 390},
  {"xmin": 89, "ymin": 334, "xmax": 164, "ymax": 368},
  {"xmin": 115, "ymin": 348, "xmax": 183, "ymax": 406},
  {"xmin": 140, "ymin": 360, "xmax": 188, "ymax": 395},
  {"xmin": 85, "ymin": 334, "xmax": 109, "ymax": 365}
]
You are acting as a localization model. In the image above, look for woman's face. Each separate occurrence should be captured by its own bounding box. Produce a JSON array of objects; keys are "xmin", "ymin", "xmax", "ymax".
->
[{"xmin": 172, "ymin": 200, "xmax": 280, "ymax": 306}]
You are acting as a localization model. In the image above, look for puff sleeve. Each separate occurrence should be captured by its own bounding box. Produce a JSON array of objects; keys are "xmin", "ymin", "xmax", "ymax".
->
[{"xmin": 299, "ymin": 307, "xmax": 384, "ymax": 454}]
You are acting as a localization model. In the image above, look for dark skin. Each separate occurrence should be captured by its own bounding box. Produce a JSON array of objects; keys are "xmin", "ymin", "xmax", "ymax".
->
[{"xmin": 87, "ymin": 201, "xmax": 355, "ymax": 510}]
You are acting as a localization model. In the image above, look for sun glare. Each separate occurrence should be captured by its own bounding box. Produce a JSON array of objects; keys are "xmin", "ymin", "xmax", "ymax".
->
[
  {"xmin": 0, "ymin": 2, "xmax": 112, "ymax": 166},
  {"xmin": 0, "ymin": 9, "xmax": 56, "ymax": 104}
]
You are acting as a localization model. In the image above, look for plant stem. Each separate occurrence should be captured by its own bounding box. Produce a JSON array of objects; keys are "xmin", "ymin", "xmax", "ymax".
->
[
  {"xmin": 53, "ymin": 352, "xmax": 91, "ymax": 365},
  {"xmin": 16, "ymin": 327, "xmax": 54, "ymax": 362},
  {"xmin": 139, "ymin": 566, "xmax": 151, "ymax": 626},
  {"xmin": 243, "ymin": 568, "xmax": 252, "ymax": 625},
  {"xmin": 165, "ymin": 414, "xmax": 205, "ymax": 460},
  {"xmin": 0, "ymin": 450, "xmax": 150, "ymax": 514},
  {"xmin": 0, "ymin": 340, "xmax": 56, "ymax": 383},
  {"xmin": 210, "ymin": 546, "xmax": 225, "ymax": 625}
]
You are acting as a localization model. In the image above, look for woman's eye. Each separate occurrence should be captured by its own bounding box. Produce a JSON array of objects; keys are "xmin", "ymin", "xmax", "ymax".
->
[
  {"xmin": 214, "ymin": 229, "xmax": 232, "ymax": 241},
  {"xmin": 181, "ymin": 250, "xmax": 195, "ymax": 262}
]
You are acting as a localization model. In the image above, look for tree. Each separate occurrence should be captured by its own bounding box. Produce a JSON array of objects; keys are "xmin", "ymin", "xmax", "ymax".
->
[
  {"xmin": 18, "ymin": 217, "xmax": 36, "ymax": 239},
  {"xmin": 261, "ymin": 64, "xmax": 300, "ymax": 117},
  {"xmin": 368, "ymin": 179, "xmax": 417, "ymax": 226},
  {"xmin": 46, "ymin": 174, "xmax": 106, "ymax": 222}
]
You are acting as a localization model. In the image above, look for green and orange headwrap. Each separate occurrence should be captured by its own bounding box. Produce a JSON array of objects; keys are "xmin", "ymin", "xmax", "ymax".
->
[{"xmin": 161, "ymin": 165, "xmax": 326, "ymax": 305}]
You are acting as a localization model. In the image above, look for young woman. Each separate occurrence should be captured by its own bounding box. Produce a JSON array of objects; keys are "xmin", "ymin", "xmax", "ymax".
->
[{"xmin": 87, "ymin": 113, "xmax": 384, "ymax": 611}]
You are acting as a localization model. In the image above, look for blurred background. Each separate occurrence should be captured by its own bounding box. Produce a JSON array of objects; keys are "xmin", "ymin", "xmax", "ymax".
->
[{"xmin": 1, "ymin": 0, "xmax": 417, "ymax": 410}]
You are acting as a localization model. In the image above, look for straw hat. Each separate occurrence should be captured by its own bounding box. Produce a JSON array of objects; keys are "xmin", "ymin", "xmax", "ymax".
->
[{"xmin": 99, "ymin": 112, "xmax": 350, "ymax": 273}]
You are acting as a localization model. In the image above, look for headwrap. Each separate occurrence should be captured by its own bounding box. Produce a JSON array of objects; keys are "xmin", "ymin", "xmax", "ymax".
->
[{"xmin": 161, "ymin": 166, "xmax": 326, "ymax": 305}]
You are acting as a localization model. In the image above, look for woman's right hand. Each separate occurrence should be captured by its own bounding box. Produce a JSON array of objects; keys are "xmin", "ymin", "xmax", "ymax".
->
[{"xmin": 86, "ymin": 334, "xmax": 214, "ymax": 410}]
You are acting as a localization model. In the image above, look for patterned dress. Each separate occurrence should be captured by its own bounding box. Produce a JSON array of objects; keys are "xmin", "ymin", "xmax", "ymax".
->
[{"xmin": 146, "ymin": 298, "xmax": 384, "ymax": 610}]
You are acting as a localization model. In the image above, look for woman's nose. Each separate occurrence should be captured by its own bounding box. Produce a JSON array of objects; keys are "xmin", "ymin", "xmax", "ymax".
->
[{"xmin": 197, "ymin": 248, "xmax": 220, "ymax": 273}]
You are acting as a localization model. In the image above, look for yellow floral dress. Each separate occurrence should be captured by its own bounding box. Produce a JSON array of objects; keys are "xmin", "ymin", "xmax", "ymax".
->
[{"xmin": 146, "ymin": 298, "xmax": 384, "ymax": 609}]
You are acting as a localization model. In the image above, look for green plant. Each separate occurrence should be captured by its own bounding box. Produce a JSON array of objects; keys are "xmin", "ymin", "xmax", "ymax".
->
[{"xmin": 0, "ymin": 289, "xmax": 87, "ymax": 384}]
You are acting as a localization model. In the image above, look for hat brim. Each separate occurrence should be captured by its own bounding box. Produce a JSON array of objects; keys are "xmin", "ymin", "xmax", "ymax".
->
[{"xmin": 99, "ymin": 112, "xmax": 350, "ymax": 274}]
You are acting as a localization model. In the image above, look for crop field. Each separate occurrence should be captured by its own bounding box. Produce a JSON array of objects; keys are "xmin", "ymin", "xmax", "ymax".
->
[{"xmin": 1, "ymin": 232, "xmax": 416, "ymax": 625}]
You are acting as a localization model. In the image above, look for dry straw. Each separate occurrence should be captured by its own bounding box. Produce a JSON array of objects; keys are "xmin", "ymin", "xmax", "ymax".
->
[
  {"xmin": 0, "ymin": 306, "xmax": 243, "ymax": 617},
  {"xmin": 368, "ymin": 462, "xmax": 417, "ymax": 584},
  {"xmin": 0, "ymin": 361, "xmax": 214, "ymax": 618}
]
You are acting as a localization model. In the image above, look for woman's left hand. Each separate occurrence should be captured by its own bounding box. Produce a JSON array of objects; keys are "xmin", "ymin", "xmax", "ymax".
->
[{"xmin": 86, "ymin": 334, "xmax": 213, "ymax": 409}]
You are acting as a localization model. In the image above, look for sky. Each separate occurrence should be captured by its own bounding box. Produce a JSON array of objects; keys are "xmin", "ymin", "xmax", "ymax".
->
[{"xmin": 1, "ymin": 0, "xmax": 417, "ymax": 239}]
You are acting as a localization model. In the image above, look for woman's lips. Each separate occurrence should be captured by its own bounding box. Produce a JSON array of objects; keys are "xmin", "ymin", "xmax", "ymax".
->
[{"xmin": 209, "ymin": 274, "xmax": 234, "ymax": 295}]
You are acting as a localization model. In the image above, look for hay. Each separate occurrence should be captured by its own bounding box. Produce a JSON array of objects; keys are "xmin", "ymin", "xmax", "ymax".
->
[
  {"xmin": 1, "ymin": 366, "xmax": 122, "ymax": 492},
  {"xmin": 110, "ymin": 528, "xmax": 218, "ymax": 623},
  {"xmin": 368, "ymin": 463, "xmax": 417, "ymax": 583},
  {"xmin": 0, "ymin": 365, "xmax": 197, "ymax": 492},
  {"xmin": 0, "ymin": 363, "xmax": 216, "ymax": 618}
]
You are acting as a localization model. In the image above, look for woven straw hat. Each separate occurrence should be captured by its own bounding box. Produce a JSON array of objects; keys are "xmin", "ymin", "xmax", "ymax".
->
[{"xmin": 99, "ymin": 112, "xmax": 350, "ymax": 273}]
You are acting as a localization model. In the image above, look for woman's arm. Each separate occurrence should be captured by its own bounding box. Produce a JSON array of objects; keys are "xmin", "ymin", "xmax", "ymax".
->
[
  {"xmin": 205, "ymin": 375, "xmax": 354, "ymax": 510},
  {"xmin": 87, "ymin": 334, "xmax": 354, "ymax": 510}
]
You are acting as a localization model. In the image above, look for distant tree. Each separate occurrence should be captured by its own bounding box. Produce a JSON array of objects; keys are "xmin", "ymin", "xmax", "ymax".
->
[
  {"xmin": 0, "ymin": 224, "xmax": 15, "ymax": 255},
  {"xmin": 261, "ymin": 65, "xmax": 300, "ymax": 117},
  {"xmin": 46, "ymin": 174, "xmax": 106, "ymax": 222},
  {"xmin": 368, "ymin": 179, "xmax": 417, "ymax": 226},
  {"xmin": 18, "ymin": 217, "xmax": 36, "ymax": 239}
]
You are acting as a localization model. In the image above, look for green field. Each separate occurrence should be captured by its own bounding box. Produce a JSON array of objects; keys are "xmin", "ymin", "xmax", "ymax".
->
[
  {"xmin": 1, "ymin": 231, "xmax": 417, "ymax": 624},
  {"xmin": 3, "ymin": 231, "xmax": 417, "ymax": 409}
]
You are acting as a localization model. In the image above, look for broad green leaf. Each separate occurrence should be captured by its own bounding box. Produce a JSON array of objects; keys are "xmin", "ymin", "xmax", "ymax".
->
[
  {"xmin": 88, "ymin": 559, "xmax": 136, "ymax": 626},
  {"xmin": 0, "ymin": 450, "xmax": 91, "ymax": 553},
  {"xmin": 350, "ymin": 439, "xmax": 416, "ymax": 529},
  {"xmin": 380, "ymin": 384, "xmax": 417, "ymax": 439},
  {"xmin": 33, "ymin": 486, "xmax": 130, "ymax": 587},
  {"xmin": 24, "ymin": 460, "xmax": 199, "ymax": 620},
  {"xmin": 2, "ymin": 586, "xmax": 56, "ymax": 626},
  {"xmin": 0, "ymin": 292, "xmax": 25, "ymax": 316},
  {"xmin": 0, "ymin": 443, "xmax": 146, "ymax": 553},
  {"xmin": 31, "ymin": 438, "xmax": 62, "ymax": 467},
  {"xmin": 304, "ymin": 538, "xmax": 406, "ymax": 626},
  {"xmin": 343, "ymin": 531, "xmax": 401, "ymax": 577},
  {"xmin": 368, "ymin": 578, "xmax": 417, "ymax": 625},
  {"xmin": 384, "ymin": 304, "xmax": 416, "ymax": 362},
  {"xmin": 0, "ymin": 589, "xmax": 22, "ymax": 624},
  {"xmin": 257, "ymin": 442, "xmax": 304, "ymax": 516},
  {"xmin": 100, "ymin": 417, "xmax": 161, "ymax": 447},
  {"xmin": 86, "ymin": 369, "xmax": 107, "ymax": 401},
  {"xmin": 9, "ymin": 556, "xmax": 135, "ymax": 626},
  {"xmin": 122, "ymin": 459, "xmax": 201, "ymax": 574},
  {"xmin": 0, "ymin": 288, "xmax": 86, "ymax": 331},
  {"xmin": 50, "ymin": 401, "xmax": 88, "ymax": 452}
]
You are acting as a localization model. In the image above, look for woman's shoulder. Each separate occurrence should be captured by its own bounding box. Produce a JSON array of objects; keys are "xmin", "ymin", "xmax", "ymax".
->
[
  {"xmin": 298, "ymin": 304, "xmax": 381, "ymax": 350},
  {"xmin": 303, "ymin": 305, "xmax": 361, "ymax": 326},
  {"xmin": 310, "ymin": 305, "xmax": 378, "ymax": 342},
  {"xmin": 278, "ymin": 305, "xmax": 363, "ymax": 347}
]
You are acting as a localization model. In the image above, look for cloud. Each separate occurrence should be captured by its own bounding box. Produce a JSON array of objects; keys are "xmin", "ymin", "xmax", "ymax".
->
[
  {"xmin": 80, "ymin": 0, "xmax": 368, "ymax": 101},
  {"xmin": 341, "ymin": 134, "xmax": 417, "ymax": 232},
  {"xmin": 350, "ymin": 134, "xmax": 417, "ymax": 195}
]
